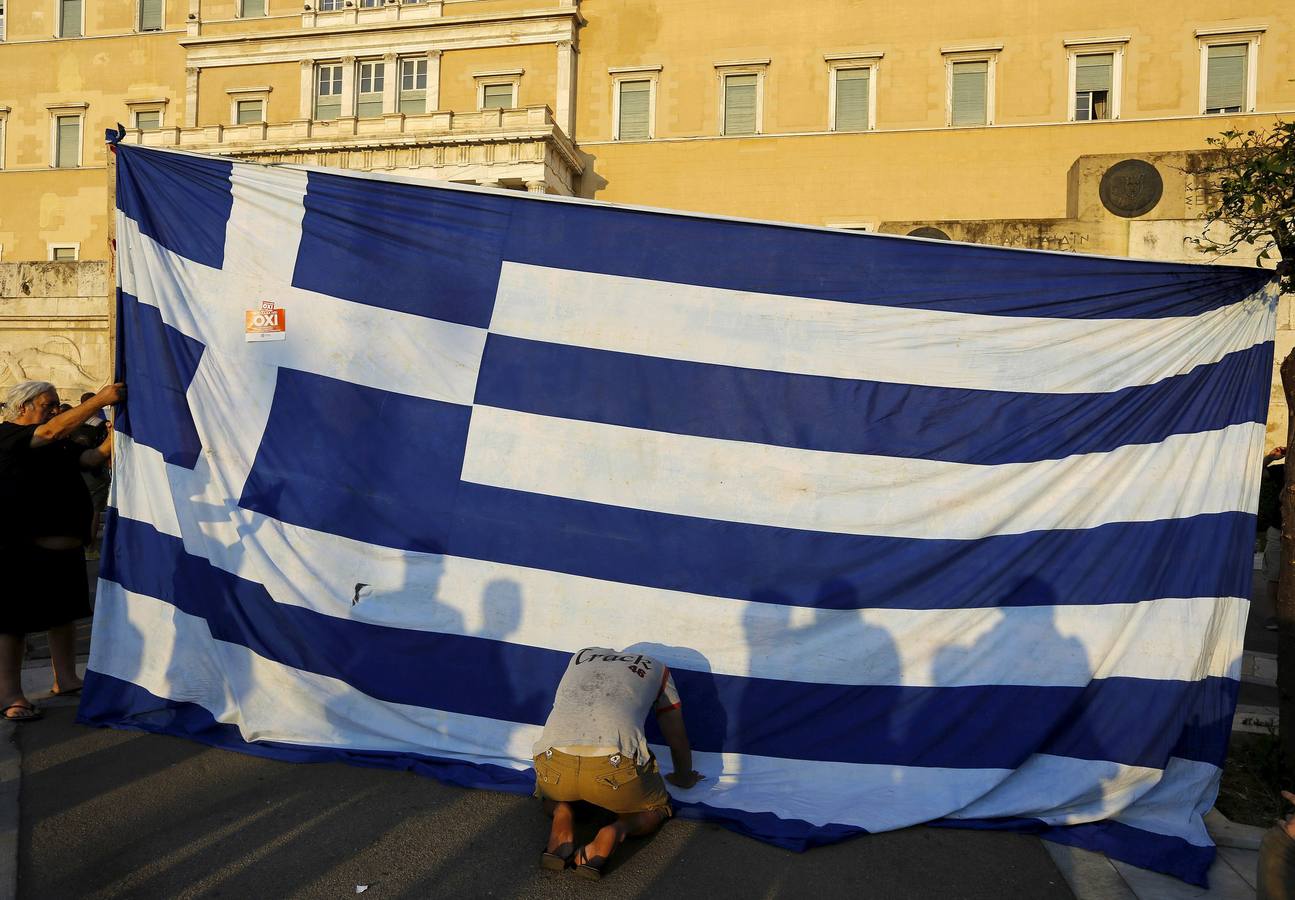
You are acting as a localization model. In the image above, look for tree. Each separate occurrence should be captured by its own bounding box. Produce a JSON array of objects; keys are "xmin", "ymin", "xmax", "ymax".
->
[{"xmin": 1197, "ymin": 121, "xmax": 1295, "ymax": 774}]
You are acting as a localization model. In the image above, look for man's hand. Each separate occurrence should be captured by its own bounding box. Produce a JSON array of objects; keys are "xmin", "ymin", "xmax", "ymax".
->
[
  {"xmin": 95, "ymin": 383, "xmax": 126, "ymax": 407},
  {"xmin": 1280, "ymin": 790, "xmax": 1295, "ymax": 839},
  {"xmin": 665, "ymin": 770, "xmax": 704, "ymax": 789}
]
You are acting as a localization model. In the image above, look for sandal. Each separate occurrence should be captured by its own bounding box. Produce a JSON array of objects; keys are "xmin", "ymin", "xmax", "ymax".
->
[
  {"xmin": 539, "ymin": 842, "xmax": 574, "ymax": 872},
  {"xmin": 51, "ymin": 686, "xmax": 82, "ymax": 697},
  {"xmin": 573, "ymin": 846, "xmax": 606, "ymax": 881},
  {"xmin": 3, "ymin": 703, "xmax": 42, "ymax": 723}
]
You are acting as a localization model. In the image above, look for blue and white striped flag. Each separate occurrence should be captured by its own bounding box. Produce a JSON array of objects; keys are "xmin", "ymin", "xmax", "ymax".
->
[{"xmin": 83, "ymin": 144, "xmax": 1279, "ymax": 886}]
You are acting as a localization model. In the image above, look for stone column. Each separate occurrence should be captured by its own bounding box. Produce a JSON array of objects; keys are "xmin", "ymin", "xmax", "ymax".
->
[
  {"xmin": 426, "ymin": 49, "xmax": 443, "ymax": 111},
  {"xmin": 184, "ymin": 67, "xmax": 200, "ymax": 127},
  {"xmin": 382, "ymin": 53, "xmax": 399, "ymax": 114},
  {"xmin": 299, "ymin": 59, "xmax": 316, "ymax": 119},
  {"xmin": 340, "ymin": 56, "xmax": 357, "ymax": 117},
  {"xmin": 555, "ymin": 40, "xmax": 577, "ymax": 137}
]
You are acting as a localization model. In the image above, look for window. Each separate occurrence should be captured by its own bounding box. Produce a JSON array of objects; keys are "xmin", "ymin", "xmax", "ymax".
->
[
  {"xmin": 400, "ymin": 58, "xmax": 427, "ymax": 114},
  {"xmin": 54, "ymin": 115, "xmax": 80, "ymax": 167},
  {"xmin": 238, "ymin": 0, "xmax": 264, "ymax": 16},
  {"xmin": 315, "ymin": 63, "xmax": 343, "ymax": 119},
  {"xmin": 317, "ymin": 0, "xmax": 342, "ymax": 9},
  {"xmin": 138, "ymin": 0, "xmax": 162, "ymax": 31},
  {"xmin": 357, "ymin": 61, "xmax": 384, "ymax": 117},
  {"xmin": 236, "ymin": 99, "xmax": 263, "ymax": 123},
  {"xmin": 1073, "ymin": 53, "xmax": 1112, "ymax": 120},
  {"xmin": 833, "ymin": 67, "xmax": 872, "ymax": 131},
  {"xmin": 59, "ymin": 0, "xmax": 81, "ymax": 37},
  {"xmin": 722, "ymin": 73, "xmax": 758, "ymax": 135},
  {"xmin": 617, "ymin": 79, "xmax": 650, "ymax": 140},
  {"xmin": 1, "ymin": 0, "xmax": 7, "ymax": 41},
  {"xmin": 950, "ymin": 60, "xmax": 988, "ymax": 126},
  {"xmin": 1204, "ymin": 44, "xmax": 1247, "ymax": 114},
  {"xmin": 481, "ymin": 82, "xmax": 514, "ymax": 110},
  {"xmin": 134, "ymin": 109, "xmax": 161, "ymax": 129},
  {"xmin": 49, "ymin": 244, "xmax": 79, "ymax": 261},
  {"xmin": 358, "ymin": 0, "xmax": 380, "ymax": 7}
]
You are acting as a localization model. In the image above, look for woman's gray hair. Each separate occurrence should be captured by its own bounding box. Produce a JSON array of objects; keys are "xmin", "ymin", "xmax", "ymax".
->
[{"xmin": 2, "ymin": 381, "xmax": 57, "ymax": 422}]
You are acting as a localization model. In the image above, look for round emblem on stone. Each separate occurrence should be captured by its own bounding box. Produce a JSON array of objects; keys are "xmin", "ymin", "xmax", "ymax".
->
[
  {"xmin": 907, "ymin": 226, "xmax": 951, "ymax": 241},
  {"xmin": 1099, "ymin": 160, "xmax": 1163, "ymax": 218}
]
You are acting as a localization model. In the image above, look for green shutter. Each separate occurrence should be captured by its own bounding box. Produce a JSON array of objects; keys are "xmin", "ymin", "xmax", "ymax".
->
[
  {"xmin": 724, "ymin": 73, "xmax": 757, "ymax": 134},
  {"xmin": 139, "ymin": 0, "xmax": 162, "ymax": 30},
  {"xmin": 240, "ymin": 0, "xmax": 264, "ymax": 16},
  {"xmin": 618, "ymin": 79, "xmax": 650, "ymax": 139},
  {"xmin": 1075, "ymin": 53, "xmax": 1112, "ymax": 92},
  {"xmin": 399, "ymin": 93, "xmax": 425, "ymax": 114},
  {"xmin": 1206, "ymin": 44, "xmax": 1247, "ymax": 111},
  {"xmin": 834, "ymin": 67, "xmax": 870, "ymax": 131},
  {"xmin": 951, "ymin": 60, "xmax": 987, "ymax": 126},
  {"xmin": 482, "ymin": 83, "xmax": 513, "ymax": 109},
  {"xmin": 59, "ymin": 0, "xmax": 81, "ymax": 36},
  {"xmin": 236, "ymin": 100, "xmax": 262, "ymax": 124},
  {"xmin": 135, "ymin": 110, "xmax": 161, "ymax": 129},
  {"xmin": 56, "ymin": 116, "xmax": 79, "ymax": 167},
  {"xmin": 356, "ymin": 96, "xmax": 382, "ymax": 117}
]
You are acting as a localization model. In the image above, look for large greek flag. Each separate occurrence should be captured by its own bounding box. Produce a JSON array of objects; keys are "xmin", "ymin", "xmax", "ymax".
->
[{"xmin": 82, "ymin": 143, "xmax": 1278, "ymax": 886}]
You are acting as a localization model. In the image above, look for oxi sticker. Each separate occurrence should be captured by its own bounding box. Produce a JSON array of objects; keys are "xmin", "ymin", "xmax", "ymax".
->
[{"xmin": 246, "ymin": 300, "xmax": 286, "ymax": 342}]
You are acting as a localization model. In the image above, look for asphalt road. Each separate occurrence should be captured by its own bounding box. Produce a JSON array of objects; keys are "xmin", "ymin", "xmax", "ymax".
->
[{"xmin": 16, "ymin": 705, "xmax": 1073, "ymax": 899}]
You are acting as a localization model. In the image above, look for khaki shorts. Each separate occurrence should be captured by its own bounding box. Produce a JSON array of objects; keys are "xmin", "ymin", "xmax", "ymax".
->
[{"xmin": 533, "ymin": 748, "xmax": 673, "ymax": 816}]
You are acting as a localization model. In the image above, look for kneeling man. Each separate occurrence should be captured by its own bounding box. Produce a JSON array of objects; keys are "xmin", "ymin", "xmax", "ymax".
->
[{"xmin": 534, "ymin": 646, "xmax": 703, "ymax": 879}]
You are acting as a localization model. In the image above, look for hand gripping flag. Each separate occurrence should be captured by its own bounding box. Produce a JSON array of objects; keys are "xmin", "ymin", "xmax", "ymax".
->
[{"xmin": 83, "ymin": 144, "xmax": 1279, "ymax": 886}]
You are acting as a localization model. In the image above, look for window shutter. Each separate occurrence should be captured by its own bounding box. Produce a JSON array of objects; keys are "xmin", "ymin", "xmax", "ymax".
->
[
  {"xmin": 139, "ymin": 0, "xmax": 162, "ymax": 30},
  {"xmin": 240, "ymin": 0, "xmax": 264, "ymax": 17},
  {"xmin": 56, "ymin": 117, "xmax": 79, "ymax": 167},
  {"xmin": 59, "ymin": 0, "xmax": 81, "ymax": 36},
  {"xmin": 236, "ymin": 100, "xmax": 262, "ymax": 124},
  {"xmin": 482, "ymin": 83, "xmax": 513, "ymax": 109},
  {"xmin": 135, "ymin": 110, "xmax": 161, "ymax": 129},
  {"xmin": 951, "ymin": 60, "xmax": 988, "ymax": 126},
  {"xmin": 618, "ymin": 80, "xmax": 650, "ymax": 139},
  {"xmin": 834, "ymin": 67, "xmax": 870, "ymax": 131},
  {"xmin": 1074, "ymin": 54, "xmax": 1112, "ymax": 92},
  {"xmin": 1206, "ymin": 44, "xmax": 1247, "ymax": 111},
  {"xmin": 724, "ymin": 73, "xmax": 757, "ymax": 134}
]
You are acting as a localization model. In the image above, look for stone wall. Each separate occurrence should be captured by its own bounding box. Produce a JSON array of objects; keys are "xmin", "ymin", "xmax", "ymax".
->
[{"xmin": 0, "ymin": 262, "xmax": 111, "ymax": 408}]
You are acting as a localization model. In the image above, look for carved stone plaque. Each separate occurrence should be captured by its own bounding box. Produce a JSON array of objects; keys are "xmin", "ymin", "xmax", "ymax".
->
[
  {"xmin": 1099, "ymin": 160, "xmax": 1163, "ymax": 218},
  {"xmin": 907, "ymin": 226, "xmax": 951, "ymax": 241}
]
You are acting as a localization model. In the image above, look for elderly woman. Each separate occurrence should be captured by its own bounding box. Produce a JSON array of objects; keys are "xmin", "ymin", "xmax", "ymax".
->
[{"xmin": 0, "ymin": 380, "xmax": 124, "ymax": 721}]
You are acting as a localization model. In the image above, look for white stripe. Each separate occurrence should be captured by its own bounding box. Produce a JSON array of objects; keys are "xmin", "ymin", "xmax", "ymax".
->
[
  {"xmin": 117, "ymin": 208, "xmax": 485, "ymax": 409},
  {"xmin": 90, "ymin": 583, "xmax": 1203, "ymax": 834},
  {"xmin": 225, "ymin": 164, "xmax": 309, "ymax": 287},
  {"xmin": 462, "ymin": 407, "xmax": 1265, "ymax": 540},
  {"xmin": 113, "ymin": 433, "xmax": 1246, "ymax": 687},
  {"xmin": 490, "ymin": 262, "xmax": 1275, "ymax": 394}
]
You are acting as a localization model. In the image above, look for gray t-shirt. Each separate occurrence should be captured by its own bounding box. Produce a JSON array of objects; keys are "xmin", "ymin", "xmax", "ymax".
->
[{"xmin": 535, "ymin": 648, "xmax": 682, "ymax": 765}]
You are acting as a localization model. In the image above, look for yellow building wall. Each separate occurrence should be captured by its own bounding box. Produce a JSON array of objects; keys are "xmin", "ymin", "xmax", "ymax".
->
[
  {"xmin": 196, "ymin": 62, "xmax": 302, "ymax": 125},
  {"xmin": 576, "ymin": 0, "xmax": 1295, "ymax": 140},
  {"xmin": 437, "ymin": 43, "xmax": 557, "ymax": 113}
]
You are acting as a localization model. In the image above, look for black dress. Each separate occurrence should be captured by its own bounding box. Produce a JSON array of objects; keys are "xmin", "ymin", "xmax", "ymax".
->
[{"xmin": 0, "ymin": 422, "xmax": 94, "ymax": 635}]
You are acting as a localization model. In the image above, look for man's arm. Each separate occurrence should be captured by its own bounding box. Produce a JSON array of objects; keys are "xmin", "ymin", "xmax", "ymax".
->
[
  {"xmin": 32, "ymin": 383, "xmax": 125, "ymax": 448},
  {"xmin": 78, "ymin": 425, "xmax": 113, "ymax": 469},
  {"xmin": 656, "ymin": 706, "xmax": 702, "ymax": 788}
]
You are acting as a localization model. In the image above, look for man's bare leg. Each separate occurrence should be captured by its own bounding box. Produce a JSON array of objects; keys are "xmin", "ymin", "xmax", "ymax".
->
[
  {"xmin": 543, "ymin": 799, "xmax": 576, "ymax": 856},
  {"xmin": 48, "ymin": 622, "xmax": 82, "ymax": 694},
  {"xmin": 577, "ymin": 808, "xmax": 668, "ymax": 870}
]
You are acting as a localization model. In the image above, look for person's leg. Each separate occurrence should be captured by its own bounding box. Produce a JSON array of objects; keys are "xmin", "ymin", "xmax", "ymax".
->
[
  {"xmin": 543, "ymin": 799, "xmax": 576, "ymax": 856},
  {"xmin": 0, "ymin": 633, "xmax": 33, "ymax": 713},
  {"xmin": 577, "ymin": 808, "xmax": 667, "ymax": 869},
  {"xmin": 48, "ymin": 622, "xmax": 82, "ymax": 693}
]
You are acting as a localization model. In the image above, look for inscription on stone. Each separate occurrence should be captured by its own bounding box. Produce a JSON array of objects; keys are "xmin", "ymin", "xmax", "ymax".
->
[{"xmin": 1099, "ymin": 159, "xmax": 1164, "ymax": 218}]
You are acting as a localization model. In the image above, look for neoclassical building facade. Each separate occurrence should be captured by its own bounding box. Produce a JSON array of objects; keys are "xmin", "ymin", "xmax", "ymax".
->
[{"xmin": 0, "ymin": 0, "xmax": 1293, "ymax": 432}]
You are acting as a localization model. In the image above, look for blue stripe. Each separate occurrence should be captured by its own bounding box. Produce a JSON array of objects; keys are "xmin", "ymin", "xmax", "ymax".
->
[
  {"xmin": 501, "ymin": 196, "xmax": 1273, "ymax": 319},
  {"xmin": 115, "ymin": 290, "xmax": 204, "ymax": 469},
  {"xmin": 475, "ymin": 335, "xmax": 1273, "ymax": 464},
  {"xmin": 78, "ymin": 672, "xmax": 1218, "ymax": 883},
  {"xmin": 100, "ymin": 511, "xmax": 1236, "ymax": 770},
  {"xmin": 291, "ymin": 171, "xmax": 509, "ymax": 328},
  {"xmin": 238, "ymin": 369, "xmax": 471, "ymax": 554},
  {"xmin": 116, "ymin": 145, "xmax": 232, "ymax": 269},
  {"xmin": 449, "ymin": 484, "xmax": 1254, "ymax": 611}
]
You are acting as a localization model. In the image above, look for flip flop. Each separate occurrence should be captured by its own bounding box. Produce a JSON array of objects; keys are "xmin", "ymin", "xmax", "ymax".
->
[
  {"xmin": 539, "ymin": 842, "xmax": 574, "ymax": 871},
  {"xmin": 51, "ymin": 686, "xmax": 82, "ymax": 697},
  {"xmin": 573, "ymin": 847, "xmax": 606, "ymax": 881},
  {"xmin": 3, "ymin": 704, "xmax": 42, "ymax": 723}
]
